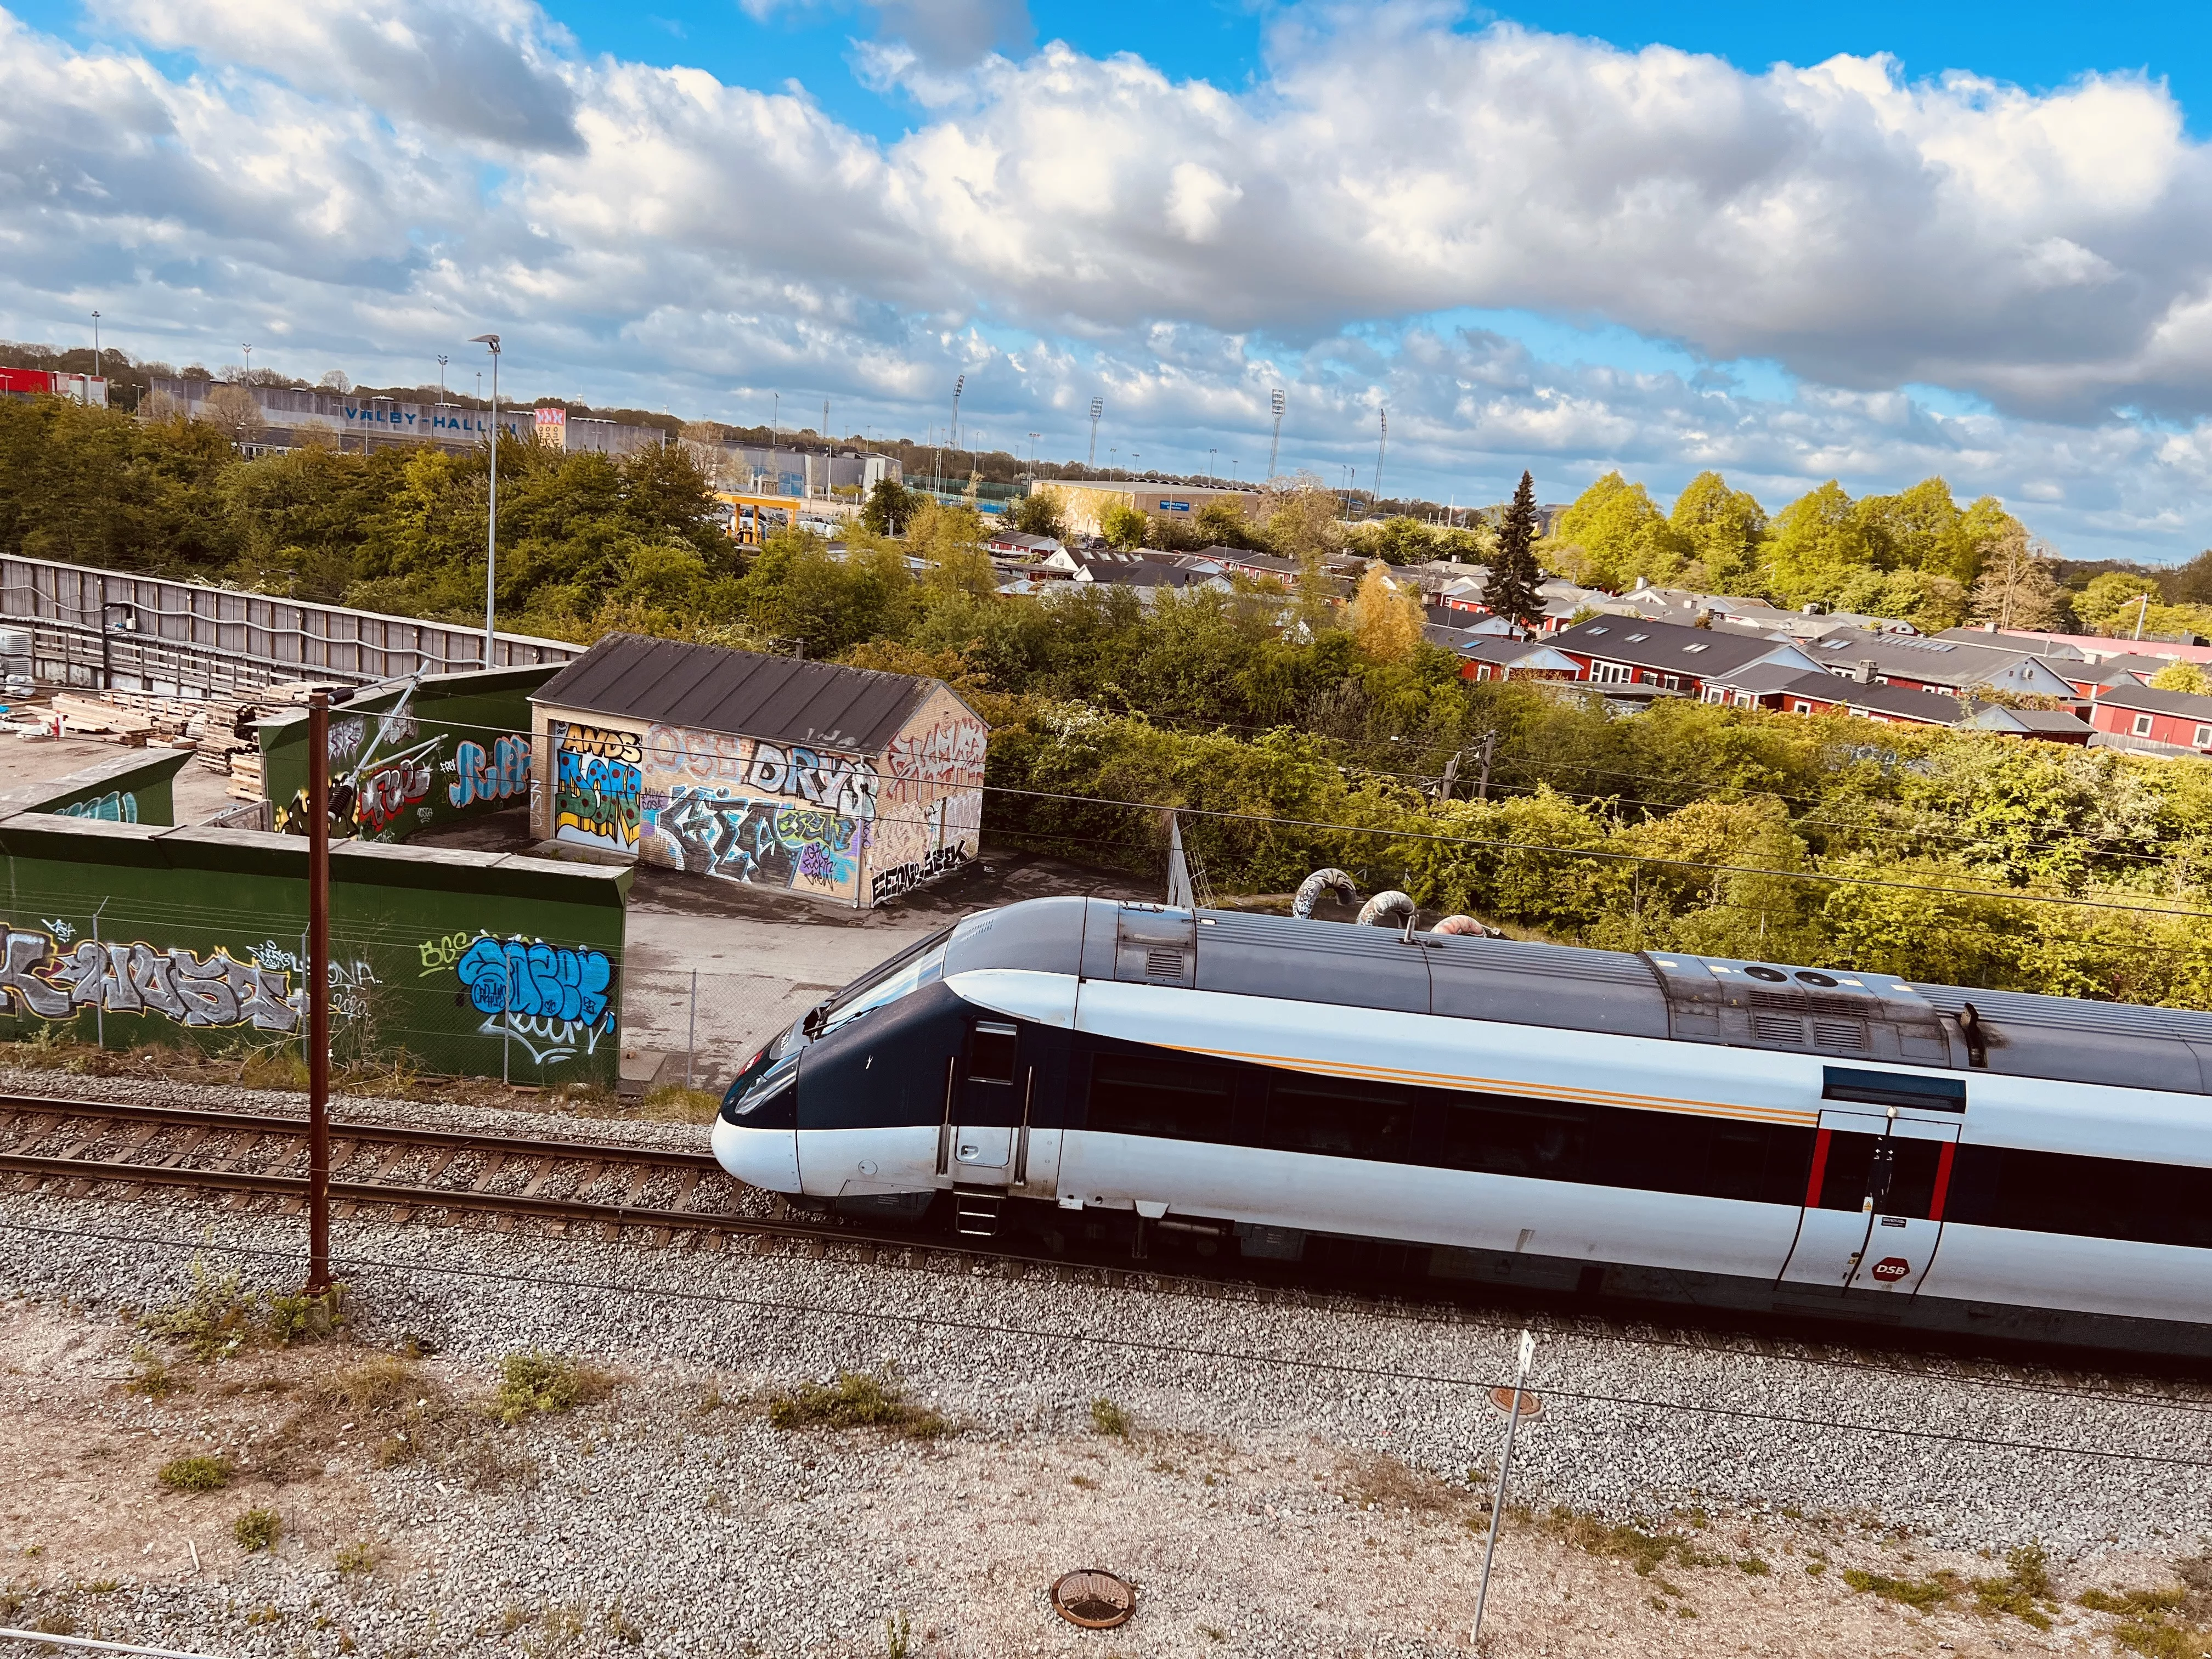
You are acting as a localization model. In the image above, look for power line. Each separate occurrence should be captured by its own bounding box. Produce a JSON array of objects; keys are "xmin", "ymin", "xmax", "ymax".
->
[{"xmin": 3, "ymin": 1214, "xmax": 2206, "ymax": 1471}]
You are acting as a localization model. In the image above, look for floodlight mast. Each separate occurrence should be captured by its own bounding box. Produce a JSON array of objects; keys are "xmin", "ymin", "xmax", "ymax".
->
[
  {"xmin": 1087, "ymin": 396, "xmax": 1103, "ymax": 469},
  {"xmin": 951, "ymin": 374, "xmax": 965, "ymax": 453},
  {"xmin": 1267, "ymin": 387, "xmax": 1285, "ymax": 481},
  {"xmin": 1374, "ymin": 408, "xmax": 1387, "ymax": 506}
]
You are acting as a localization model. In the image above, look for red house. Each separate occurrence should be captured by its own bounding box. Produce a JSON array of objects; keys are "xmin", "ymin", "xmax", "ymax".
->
[{"xmin": 2083, "ymin": 682, "xmax": 2212, "ymax": 756}]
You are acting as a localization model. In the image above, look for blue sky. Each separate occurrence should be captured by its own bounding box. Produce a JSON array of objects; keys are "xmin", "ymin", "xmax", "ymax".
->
[{"xmin": 5, "ymin": 0, "xmax": 2212, "ymax": 559}]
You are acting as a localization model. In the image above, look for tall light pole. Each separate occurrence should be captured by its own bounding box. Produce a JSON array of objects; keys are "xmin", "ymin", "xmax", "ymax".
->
[
  {"xmin": 951, "ymin": 374, "xmax": 965, "ymax": 453},
  {"xmin": 1267, "ymin": 387, "xmax": 1285, "ymax": 481},
  {"xmin": 1374, "ymin": 408, "xmax": 1388, "ymax": 507},
  {"xmin": 241, "ymin": 343, "xmax": 252, "ymax": 383},
  {"xmin": 90, "ymin": 311, "xmax": 101, "ymax": 381},
  {"xmin": 1027, "ymin": 431, "xmax": 1041, "ymax": 484},
  {"xmin": 1087, "ymin": 396, "xmax": 1103, "ymax": 470},
  {"xmin": 469, "ymin": 334, "xmax": 501, "ymax": 668},
  {"xmin": 436, "ymin": 354, "xmax": 448, "ymax": 402},
  {"xmin": 1207, "ymin": 447, "xmax": 1217, "ymax": 484}
]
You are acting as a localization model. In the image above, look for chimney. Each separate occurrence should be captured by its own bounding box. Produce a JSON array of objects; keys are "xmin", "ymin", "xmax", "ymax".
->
[
  {"xmin": 1854, "ymin": 659, "xmax": 1876, "ymax": 684},
  {"xmin": 1633, "ymin": 575, "xmax": 1650, "ymax": 591}
]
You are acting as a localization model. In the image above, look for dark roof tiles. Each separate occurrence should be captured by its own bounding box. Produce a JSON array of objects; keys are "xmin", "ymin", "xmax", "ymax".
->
[{"xmin": 532, "ymin": 634, "xmax": 947, "ymax": 754}]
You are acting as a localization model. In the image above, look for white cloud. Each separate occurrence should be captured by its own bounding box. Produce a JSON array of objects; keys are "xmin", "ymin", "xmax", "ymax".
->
[{"xmin": 7, "ymin": 1, "xmax": 2212, "ymax": 560}]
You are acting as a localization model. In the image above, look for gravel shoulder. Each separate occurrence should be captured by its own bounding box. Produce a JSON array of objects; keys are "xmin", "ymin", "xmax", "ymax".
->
[{"xmin": 0, "ymin": 1069, "xmax": 2208, "ymax": 1657}]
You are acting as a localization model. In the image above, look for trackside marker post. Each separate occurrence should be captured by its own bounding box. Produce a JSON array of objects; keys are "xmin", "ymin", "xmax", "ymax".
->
[
  {"xmin": 1471, "ymin": 1328, "xmax": 1537, "ymax": 1650},
  {"xmin": 306, "ymin": 691, "xmax": 331, "ymax": 1295}
]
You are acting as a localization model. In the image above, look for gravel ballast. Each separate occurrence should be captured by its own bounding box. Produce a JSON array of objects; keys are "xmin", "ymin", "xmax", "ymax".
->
[{"xmin": 1, "ymin": 1069, "xmax": 2207, "ymax": 1657}]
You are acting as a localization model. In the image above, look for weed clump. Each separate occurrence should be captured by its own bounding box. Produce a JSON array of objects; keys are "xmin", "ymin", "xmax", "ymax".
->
[
  {"xmin": 233, "ymin": 1508, "xmax": 281, "ymax": 1553},
  {"xmin": 1843, "ymin": 1543, "xmax": 2057, "ymax": 1629},
  {"xmin": 765, "ymin": 1371, "xmax": 947, "ymax": 1438},
  {"xmin": 1843, "ymin": 1567, "xmax": 1958, "ymax": 1610},
  {"xmin": 139, "ymin": 1257, "xmax": 341, "ymax": 1361},
  {"xmin": 125, "ymin": 1343, "xmax": 184, "ymax": 1399},
  {"xmin": 2080, "ymin": 1549, "xmax": 2212, "ymax": 1657},
  {"xmin": 637, "ymin": 1085, "xmax": 721, "ymax": 1124},
  {"xmin": 334, "ymin": 1541, "xmax": 379, "ymax": 1575},
  {"xmin": 157, "ymin": 1454, "xmax": 232, "ymax": 1493},
  {"xmin": 492, "ymin": 1352, "xmax": 615, "ymax": 1427},
  {"xmin": 1088, "ymin": 1398, "xmax": 1130, "ymax": 1438},
  {"xmin": 1335, "ymin": 1451, "xmax": 1476, "ymax": 1517},
  {"xmin": 1541, "ymin": 1507, "xmax": 1724, "ymax": 1575}
]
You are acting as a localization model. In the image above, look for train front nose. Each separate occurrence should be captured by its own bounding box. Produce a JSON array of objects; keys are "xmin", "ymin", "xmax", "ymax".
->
[
  {"xmin": 712, "ymin": 1069, "xmax": 802, "ymax": 1193},
  {"xmin": 712, "ymin": 1112, "xmax": 802, "ymax": 1193}
]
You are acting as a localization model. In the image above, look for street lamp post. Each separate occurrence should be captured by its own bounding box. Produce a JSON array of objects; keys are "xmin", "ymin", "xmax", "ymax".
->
[{"xmin": 469, "ymin": 334, "xmax": 501, "ymax": 667}]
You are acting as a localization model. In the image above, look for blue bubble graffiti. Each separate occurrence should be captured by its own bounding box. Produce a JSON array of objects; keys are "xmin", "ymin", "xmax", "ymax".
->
[{"xmin": 453, "ymin": 936, "xmax": 616, "ymax": 1068}]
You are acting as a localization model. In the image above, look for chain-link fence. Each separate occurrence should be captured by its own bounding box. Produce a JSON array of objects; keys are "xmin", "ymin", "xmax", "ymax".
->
[{"xmin": 617, "ymin": 967, "xmax": 840, "ymax": 1096}]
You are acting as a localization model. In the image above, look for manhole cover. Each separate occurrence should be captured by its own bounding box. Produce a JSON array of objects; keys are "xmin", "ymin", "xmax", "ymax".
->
[
  {"xmin": 1488, "ymin": 1386, "xmax": 1542, "ymax": 1419},
  {"xmin": 1051, "ymin": 1569, "xmax": 1136, "ymax": 1629}
]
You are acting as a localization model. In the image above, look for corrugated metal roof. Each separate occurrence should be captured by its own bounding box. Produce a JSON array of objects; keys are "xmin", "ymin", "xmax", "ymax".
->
[{"xmin": 531, "ymin": 634, "xmax": 941, "ymax": 754}]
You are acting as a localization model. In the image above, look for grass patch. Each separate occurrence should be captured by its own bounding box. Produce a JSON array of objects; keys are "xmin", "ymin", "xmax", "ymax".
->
[
  {"xmin": 1541, "ymin": 1507, "xmax": 1726, "ymax": 1575},
  {"xmin": 1843, "ymin": 1567, "xmax": 1959, "ymax": 1610},
  {"xmin": 1088, "ymin": 1398, "xmax": 1130, "ymax": 1438},
  {"xmin": 1336, "ymin": 1451, "xmax": 1478, "ymax": 1518},
  {"xmin": 637, "ymin": 1085, "xmax": 720, "ymax": 1124},
  {"xmin": 1971, "ymin": 1543, "xmax": 2056, "ymax": 1629},
  {"xmin": 764, "ymin": 1371, "xmax": 948, "ymax": 1438},
  {"xmin": 2080, "ymin": 1550, "xmax": 2212, "ymax": 1658},
  {"xmin": 233, "ymin": 1508, "xmax": 281, "ymax": 1553},
  {"xmin": 492, "ymin": 1352, "xmax": 616, "ymax": 1427},
  {"xmin": 334, "ymin": 1541, "xmax": 380, "ymax": 1575},
  {"xmin": 1737, "ymin": 1556, "xmax": 1772, "ymax": 1575},
  {"xmin": 157, "ymin": 1454, "xmax": 232, "ymax": 1493}
]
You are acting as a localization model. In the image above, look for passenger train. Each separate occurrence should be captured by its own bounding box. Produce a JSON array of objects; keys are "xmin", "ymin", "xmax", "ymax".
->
[{"xmin": 713, "ymin": 896, "xmax": 2212, "ymax": 1358}]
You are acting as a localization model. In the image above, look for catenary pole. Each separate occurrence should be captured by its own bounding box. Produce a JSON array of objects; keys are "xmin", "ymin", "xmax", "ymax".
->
[
  {"xmin": 306, "ymin": 692, "xmax": 332, "ymax": 1295},
  {"xmin": 1470, "ymin": 1329, "xmax": 1537, "ymax": 1650},
  {"xmin": 470, "ymin": 334, "xmax": 501, "ymax": 667}
]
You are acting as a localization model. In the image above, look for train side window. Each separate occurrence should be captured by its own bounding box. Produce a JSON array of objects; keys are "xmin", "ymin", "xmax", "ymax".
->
[
  {"xmin": 1816, "ymin": 1132, "xmax": 1879, "ymax": 1211},
  {"xmin": 968, "ymin": 1023, "xmax": 1019, "ymax": 1085},
  {"xmin": 1088, "ymin": 1054, "xmax": 1233, "ymax": 1140},
  {"xmin": 1430, "ymin": 1096, "xmax": 1588, "ymax": 1180},
  {"xmin": 1883, "ymin": 1137, "xmax": 1943, "ymax": 1217},
  {"xmin": 1263, "ymin": 1077, "xmax": 1414, "ymax": 1162},
  {"xmin": 1950, "ymin": 1144, "xmax": 2212, "ymax": 1249}
]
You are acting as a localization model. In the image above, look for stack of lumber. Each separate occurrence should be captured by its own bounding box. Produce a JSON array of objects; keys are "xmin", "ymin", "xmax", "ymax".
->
[{"xmin": 193, "ymin": 681, "xmax": 328, "ymax": 776}]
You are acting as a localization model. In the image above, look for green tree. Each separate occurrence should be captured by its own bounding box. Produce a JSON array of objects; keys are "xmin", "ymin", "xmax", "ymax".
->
[
  {"xmin": 1100, "ymin": 503, "xmax": 1148, "ymax": 549},
  {"xmin": 1968, "ymin": 525, "xmax": 2067, "ymax": 631},
  {"xmin": 2150, "ymin": 659, "xmax": 2211, "ymax": 693},
  {"xmin": 1483, "ymin": 471, "xmax": 1543, "ymax": 630},
  {"xmin": 1547, "ymin": 472, "xmax": 1687, "ymax": 591},
  {"xmin": 2074, "ymin": 571, "xmax": 2164, "ymax": 636},
  {"xmin": 1668, "ymin": 472, "xmax": 1767, "ymax": 591},
  {"xmin": 1007, "ymin": 489, "xmax": 1066, "ymax": 541},
  {"xmin": 861, "ymin": 477, "xmax": 923, "ymax": 536},
  {"xmin": 1348, "ymin": 562, "xmax": 1421, "ymax": 662}
]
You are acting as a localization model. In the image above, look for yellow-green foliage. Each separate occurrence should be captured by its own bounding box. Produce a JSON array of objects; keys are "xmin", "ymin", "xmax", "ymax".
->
[
  {"xmin": 765, "ymin": 1371, "xmax": 947, "ymax": 1438},
  {"xmin": 491, "ymin": 1352, "xmax": 614, "ymax": 1427},
  {"xmin": 157, "ymin": 1455, "xmax": 232, "ymax": 1493}
]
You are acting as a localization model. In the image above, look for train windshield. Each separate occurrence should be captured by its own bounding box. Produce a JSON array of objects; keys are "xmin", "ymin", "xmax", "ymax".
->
[{"xmin": 814, "ymin": 927, "xmax": 953, "ymax": 1036}]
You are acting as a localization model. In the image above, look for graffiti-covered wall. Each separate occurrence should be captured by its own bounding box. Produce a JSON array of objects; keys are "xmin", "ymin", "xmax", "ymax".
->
[
  {"xmin": 532, "ymin": 684, "xmax": 986, "ymax": 908},
  {"xmin": 0, "ymin": 749, "xmax": 192, "ymax": 827},
  {"xmin": 259, "ymin": 665, "xmax": 554, "ymax": 844},
  {"xmin": 0, "ymin": 815, "xmax": 629, "ymax": 1086}
]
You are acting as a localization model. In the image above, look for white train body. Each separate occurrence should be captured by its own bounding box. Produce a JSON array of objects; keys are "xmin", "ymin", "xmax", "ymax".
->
[{"xmin": 715, "ymin": 898, "xmax": 2212, "ymax": 1356}]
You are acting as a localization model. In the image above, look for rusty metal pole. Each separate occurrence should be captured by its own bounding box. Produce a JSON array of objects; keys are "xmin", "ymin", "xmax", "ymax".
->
[{"xmin": 306, "ymin": 691, "xmax": 332, "ymax": 1295}]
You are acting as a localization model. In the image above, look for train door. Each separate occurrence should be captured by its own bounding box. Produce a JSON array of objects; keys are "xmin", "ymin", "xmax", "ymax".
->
[
  {"xmin": 943, "ymin": 1019, "xmax": 1058, "ymax": 1193},
  {"xmin": 1777, "ymin": 1109, "xmax": 1958, "ymax": 1295}
]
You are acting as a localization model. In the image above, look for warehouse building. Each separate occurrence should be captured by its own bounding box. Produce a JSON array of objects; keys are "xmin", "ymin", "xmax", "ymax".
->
[
  {"xmin": 1031, "ymin": 481, "xmax": 1263, "ymax": 538},
  {"xmin": 529, "ymin": 635, "xmax": 987, "ymax": 909}
]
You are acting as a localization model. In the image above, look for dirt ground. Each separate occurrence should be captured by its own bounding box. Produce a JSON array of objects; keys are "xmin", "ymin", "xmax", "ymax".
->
[{"xmin": 1, "ymin": 1295, "xmax": 2202, "ymax": 1658}]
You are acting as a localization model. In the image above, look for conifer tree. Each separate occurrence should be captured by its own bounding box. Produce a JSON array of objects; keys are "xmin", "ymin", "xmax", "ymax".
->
[{"xmin": 1485, "ymin": 470, "xmax": 1543, "ymax": 630}]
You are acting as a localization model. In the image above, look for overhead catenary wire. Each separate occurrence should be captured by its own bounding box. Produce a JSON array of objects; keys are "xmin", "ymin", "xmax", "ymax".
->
[{"xmin": 2, "ymin": 1214, "xmax": 2208, "ymax": 1471}]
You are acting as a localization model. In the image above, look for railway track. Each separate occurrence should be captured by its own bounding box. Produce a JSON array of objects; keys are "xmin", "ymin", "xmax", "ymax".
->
[{"xmin": 1, "ymin": 1091, "xmax": 2206, "ymax": 1409}]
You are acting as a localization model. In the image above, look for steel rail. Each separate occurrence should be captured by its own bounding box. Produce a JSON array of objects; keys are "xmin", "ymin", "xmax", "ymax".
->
[
  {"xmin": 4, "ymin": 1093, "xmax": 2211, "ymax": 1407},
  {"xmin": 0, "ymin": 1093, "xmax": 725, "ymax": 1170}
]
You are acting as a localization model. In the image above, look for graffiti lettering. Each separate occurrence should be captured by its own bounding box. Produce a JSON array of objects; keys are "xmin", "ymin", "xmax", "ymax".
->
[
  {"xmin": 868, "ymin": 842, "xmax": 969, "ymax": 904},
  {"xmin": 885, "ymin": 718, "xmax": 987, "ymax": 802},
  {"xmin": 449, "ymin": 736, "xmax": 532, "ymax": 809},
  {"xmin": 356, "ymin": 756, "xmax": 434, "ymax": 834},
  {"xmin": 453, "ymin": 936, "xmax": 616, "ymax": 1067},
  {"xmin": 0, "ymin": 927, "xmax": 301, "ymax": 1032},
  {"xmin": 59, "ymin": 790, "xmax": 139, "ymax": 822},
  {"xmin": 330, "ymin": 716, "xmax": 365, "ymax": 763},
  {"xmin": 454, "ymin": 937, "xmax": 613, "ymax": 1025},
  {"xmin": 417, "ymin": 930, "xmax": 473, "ymax": 976},
  {"xmin": 555, "ymin": 724, "xmax": 644, "ymax": 849},
  {"xmin": 559, "ymin": 724, "xmax": 644, "ymax": 764},
  {"xmin": 40, "ymin": 918, "xmax": 75, "ymax": 943}
]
